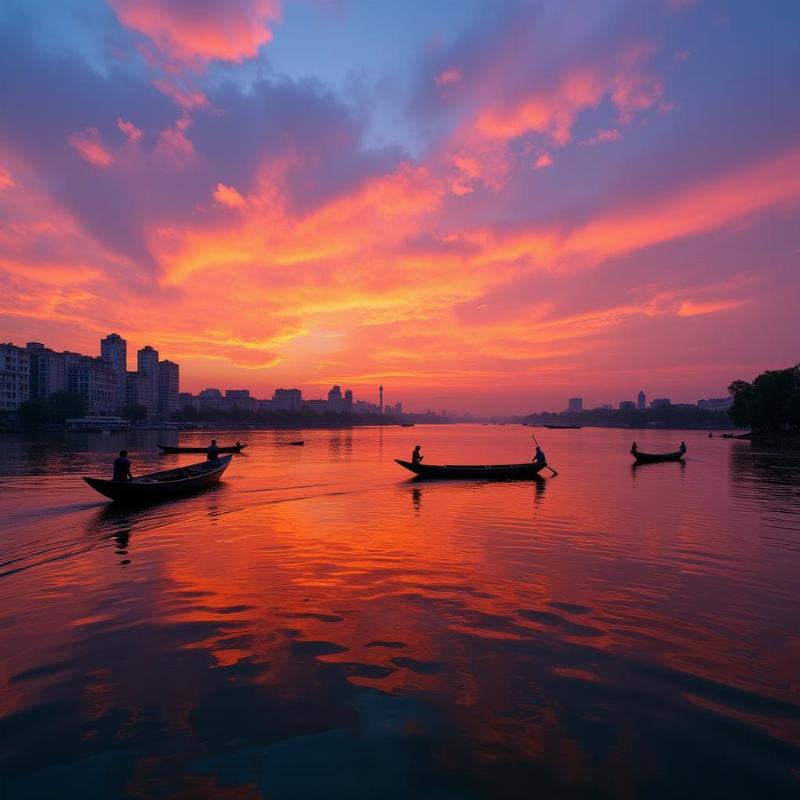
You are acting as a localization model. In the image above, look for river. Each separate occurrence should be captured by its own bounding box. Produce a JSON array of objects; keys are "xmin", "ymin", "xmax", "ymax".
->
[{"xmin": 1, "ymin": 425, "xmax": 798, "ymax": 798}]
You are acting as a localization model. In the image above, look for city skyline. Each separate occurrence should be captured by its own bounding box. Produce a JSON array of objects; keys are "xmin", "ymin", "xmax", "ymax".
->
[{"xmin": 1, "ymin": 2, "xmax": 798, "ymax": 414}]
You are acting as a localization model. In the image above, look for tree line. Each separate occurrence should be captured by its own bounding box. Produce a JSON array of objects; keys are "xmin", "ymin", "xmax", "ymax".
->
[{"xmin": 727, "ymin": 364, "xmax": 800, "ymax": 432}]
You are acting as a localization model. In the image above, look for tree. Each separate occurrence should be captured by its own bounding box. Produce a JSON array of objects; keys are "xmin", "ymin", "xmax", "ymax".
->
[
  {"xmin": 122, "ymin": 403, "xmax": 148, "ymax": 422},
  {"xmin": 46, "ymin": 391, "xmax": 87, "ymax": 421},
  {"xmin": 728, "ymin": 365, "xmax": 800, "ymax": 432},
  {"xmin": 19, "ymin": 398, "xmax": 50, "ymax": 428}
]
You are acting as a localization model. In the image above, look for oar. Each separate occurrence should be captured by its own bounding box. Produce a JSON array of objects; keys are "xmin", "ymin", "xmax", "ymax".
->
[{"xmin": 531, "ymin": 433, "xmax": 558, "ymax": 476}]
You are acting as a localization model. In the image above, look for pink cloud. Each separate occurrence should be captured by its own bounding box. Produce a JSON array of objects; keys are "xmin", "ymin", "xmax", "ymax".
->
[
  {"xmin": 534, "ymin": 153, "xmax": 553, "ymax": 169},
  {"xmin": 677, "ymin": 299, "xmax": 746, "ymax": 317},
  {"xmin": 213, "ymin": 183, "xmax": 247, "ymax": 209},
  {"xmin": 0, "ymin": 164, "xmax": 16, "ymax": 190},
  {"xmin": 67, "ymin": 128, "xmax": 113, "ymax": 167},
  {"xmin": 580, "ymin": 128, "xmax": 621, "ymax": 146},
  {"xmin": 151, "ymin": 78, "xmax": 209, "ymax": 110},
  {"xmin": 110, "ymin": 0, "xmax": 281, "ymax": 66},
  {"xmin": 156, "ymin": 115, "xmax": 195, "ymax": 166},
  {"xmin": 117, "ymin": 118, "xmax": 143, "ymax": 142},
  {"xmin": 435, "ymin": 67, "xmax": 462, "ymax": 87}
]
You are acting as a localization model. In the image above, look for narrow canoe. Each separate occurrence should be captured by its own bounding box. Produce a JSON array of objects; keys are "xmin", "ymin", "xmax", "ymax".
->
[
  {"xmin": 395, "ymin": 459, "xmax": 546, "ymax": 480},
  {"xmin": 83, "ymin": 455, "xmax": 233, "ymax": 502},
  {"xmin": 632, "ymin": 450, "xmax": 684, "ymax": 463},
  {"xmin": 158, "ymin": 443, "xmax": 247, "ymax": 454},
  {"xmin": 289, "ymin": 440, "xmax": 304, "ymax": 446},
  {"xmin": 544, "ymin": 424, "xmax": 582, "ymax": 429}
]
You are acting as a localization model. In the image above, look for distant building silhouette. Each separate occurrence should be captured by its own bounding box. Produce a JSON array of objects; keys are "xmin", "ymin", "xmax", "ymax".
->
[
  {"xmin": 158, "ymin": 359, "xmax": 180, "ymax": 416},
  {"xmin": 637, "ymin": 390, "xmax": 646, "ymax": 410},
  {"xmin": 0, "ymin": 343, "xmax": 30, "ymax": 411},
  {"xmin": 328, "ymin": 385, "xmax": 343, "ymax": 412},
  {"xmin": 137, "ymin": 346, "xmax": 159, "ymax": 415},
  {"xmin": 650, "ymin": 398, "xmax": 671, "ymax": 409},
  {"xmin": 126, "ymin": 370, "xmax": 149, "ymax": 410},
  {"xmin": 26, "ymin": 342, "xmax": 66, "ymax": 399},
  {"xmin": 101, "ymin": 333, "xmax": 127, "ymax": 413},
  {"xmin": 69, "ymin": 355, "xmax": 117, "ymax": 414},
  {"xmin": 274, "ymin": 388, "xmax": 302, "ymax": 411},
  {"xmin": 619, "ymin": 400, "xmax": 636, "ymax": 410},
  {"xmin": 568, "ymin": 397, "xmax": 583, "ymax": 413}
]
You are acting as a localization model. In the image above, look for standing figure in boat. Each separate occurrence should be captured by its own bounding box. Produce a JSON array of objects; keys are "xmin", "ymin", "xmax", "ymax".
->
[
  {"xmin": 631, "ymin": 442, "xmax": 638, "ymax": 455},
  {"xmin": 412, "ymin": 445, "xmax": 424, "ymax": 465},
  {"xmin": 679, "ymin": 441, "xmax": 687, "ymax": 455}
]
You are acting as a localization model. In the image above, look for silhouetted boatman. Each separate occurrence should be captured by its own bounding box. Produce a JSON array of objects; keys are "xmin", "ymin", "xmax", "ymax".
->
[
  {"xmin": 534, "ymin": 445, "xmax": 546, "ymax": 466},
  {"xmin": 679, "ymin": 441, "xmax": 687, "ymax": 455},
  {"xmin": 412, "ymin": 445, "xmax": 423, "ymax": 465},
  {"xmin": 631, "ymin": 441, "xmax": 638, "ymax": 455},
  {"xmin": 207, "ymin": 439, "xmax": 220, "ymax": 461},
  {"xmin": 112, "ymin": 449, "xmax": 133, "ymax": 481}
]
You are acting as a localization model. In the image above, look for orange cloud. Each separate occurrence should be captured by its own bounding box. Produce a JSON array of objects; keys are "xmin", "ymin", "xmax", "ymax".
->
[
  {"xmin": 110, "ymin": 0, "xmax": 281, "ymax": 66},
  {"xmin": 534, "ymin": 153, "xmax": 554, "ymax": 169},
  {"xmin": 67, "ymin": 128, "xmax": 113, "ymax": 167},
  {"xmin": 677, "ymin": 299, "xmax": 745, "ymax": 316},
  {"xmin": 213, "ymin": 183, "xmax": 248, "ymax": 209},
  {"xmin": 156, "ymin": 115, "xmax": 195, "ymax": 166}
]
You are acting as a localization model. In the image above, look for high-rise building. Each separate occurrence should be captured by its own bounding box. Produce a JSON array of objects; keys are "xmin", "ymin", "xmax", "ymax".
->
[
  {"xmin": 274, "ymin": 388, "xmax": 302, "ymax": 411},
  {"xmin": 568, "ymin": 397, "xmax": 583, "ymax": 413},
  {"xmin": 328, "ymin": 385, "xmax": 342, "ymax": 412},
  {"xmin": 126, "ymin": 371, "xmax": 149, "ymax": 410},
  {"xmin": 650, "ymin": 398, "xmax": 672, "ymax": 409},
  {"xmin": 101, "ymin": 333, "xmax": 127, "ymax": 413},
  {"xmin": 198, "ymin": 388, "xmax": 222, "ymax": 409},
  {"xmin": 0, "ymin": 343, "xmax": 30, "ymax": 412},
  {"xmin": 379, "ymin": 385, "xmax": 384, "ymax": 414},
  {"xmin": 343, "ymin": 388, "xmax": 353, "ymax": 412},
  {"xmin": 137, "ymin": 346, "xmax": 159, "ymax": 415},
  {"xmin": 26, "ymin": 342, "xmax": 66, "ymax": 399},
  {"xmin": 158, "ymin": 360, "xmax": 180, "ymax": 417},
  {"xmin": 68, "ymin": 356, "xmax": 117, "ymax": 414},
  {"xmin": 637, "ymin": 390, "xmax": 646, "ymax": 410}
]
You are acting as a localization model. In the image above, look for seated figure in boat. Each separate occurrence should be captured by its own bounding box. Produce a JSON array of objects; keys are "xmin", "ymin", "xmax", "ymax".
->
[
  {"xmin": 207, "ymin": 440, "xmax": 220, "ymax": 461},
  {"xmin": 534, "ymin": 446, "xmax": 546, "ymax": 465},
  {"xmin": 112, "ymin": 450, "xmax": 133, "ymax": 481},
  {"xmin": 412, "ymin": 445, "xmax": 424, "ymax": 465}
]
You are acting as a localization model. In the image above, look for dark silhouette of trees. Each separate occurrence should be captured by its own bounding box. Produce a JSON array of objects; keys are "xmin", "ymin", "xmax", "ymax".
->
[
  {"xmin": 728, "ymin": 365, "xmax": 800, "ymax": 432},
  {"xmin": 122, "ymin": 403, "xmax": 148, "ymax": 422},
  {"xmin": 19, "ymin": 391, "xmax": 87, "ymax": 427}
]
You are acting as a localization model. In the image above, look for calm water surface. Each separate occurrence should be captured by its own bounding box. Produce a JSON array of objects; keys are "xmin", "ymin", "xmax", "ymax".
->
[{"xmin": 1, "ymin": 425, "xmax": 798, "ymax": 798}]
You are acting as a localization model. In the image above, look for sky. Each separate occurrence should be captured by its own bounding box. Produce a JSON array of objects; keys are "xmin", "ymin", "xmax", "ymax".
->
[{"xmin": 0, "ymin": 0, "xmax": 798, "ymax": 414}]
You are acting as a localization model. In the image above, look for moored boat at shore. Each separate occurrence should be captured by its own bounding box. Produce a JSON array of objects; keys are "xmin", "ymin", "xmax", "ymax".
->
[
  {"xmin": 84, "ymin": 455, "xmax": 233, "ymax": 502},
  {"xmin": 395, "ymin": 459, "xmax": 546, "ymax": 480}
]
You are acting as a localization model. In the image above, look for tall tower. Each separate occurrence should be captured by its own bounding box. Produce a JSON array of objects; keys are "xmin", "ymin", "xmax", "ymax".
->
[
  {"xmin": 137, "ymin": 345, "xmax": 159, "ymax": 415},
  {"xmin": 379, "ymin": 385, "xmax": 384, "ymax": 415},
  {"xmin": 101, "ymin": 333, "xmax": 127, "ymax": 413},
  {"xmin": 637, "ymin": 390, "xmax": 646, "ymax": 410}
]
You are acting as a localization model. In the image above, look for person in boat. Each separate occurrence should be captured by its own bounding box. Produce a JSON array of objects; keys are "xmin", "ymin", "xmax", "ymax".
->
[
  {"xmin": 207, "ymin": 439, "xmax": 220, "ymax": 461},
  {"xmin": 412, "ymin": 445, "xmax": 423, "ymax": 465},
  {"xmin": 534, "ymin": 446, "xmax": 546, "ymax": 466},
  {"xmin": 112, "ymin": 449, "xmax": 133, "ymax": 481},
  {"xmin": 631, "ymin": 441, "xmax": 638, "ymax": 455},
  {"xmin": 679, "ymin": 441, "xmax": 687, "ymax": 455},
  {"xmin": 235, "ymin": 440, "xmax": 242, "ymax": 448}
]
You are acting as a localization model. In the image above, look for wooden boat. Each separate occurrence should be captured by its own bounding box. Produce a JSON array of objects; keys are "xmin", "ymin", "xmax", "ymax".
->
[
  {"xmin": 289, "ymin": 440, "xmax": 304, "ymax": 446},
  {"xmin": 720, "ymin": 432, "xmax": 751, "ymax": 440},
  {"xmin": 544, "ymin": 424, "xmax": 582, "ymax": 429},
  {"xmin": 631, "ymin": 450, "xmax": 684, "ymax": 463},
  {"xmin": 401, "ymin": 423, "xmax": 415, "ymax": 427},
  {"xmin": 158, "ymin": 443, "xmax": 246, "ymax": 454},
  {"xmin": 395, "ymin": 459, "xmax": 546, "ymax": 480},
  {"xmin": 84, "ymin": 455, "xmax": 233, "ymax": 502}
]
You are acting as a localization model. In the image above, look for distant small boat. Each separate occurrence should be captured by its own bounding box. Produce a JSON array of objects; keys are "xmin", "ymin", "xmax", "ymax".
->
[
  {"xmin": 632, "ymin": 449, "xmax": 685, "ymax": 464},
  {"xmin": 395, "ymin": 459, "xmax": 546, "ymax": 480},
  {"xmin": 84, "ymin": 456, "xmax": 232, "ymax": 502},
  {"xmin": 290, "ymin": 440, "xmax": 304, "ymax": 446},
  {"xmin": 544, "ymin": 424, "xmax": 582, "ymax": 429},
  {"xmin": 401, "ymin": 423, "xmax": 415, "ymax": 427},
  {"xmin": 720, "ymin": 432, "xmax": 751, "ymax": 440},
  {"xmin": 158, "ymin": 443, "xmax": 247, "ymax": 454}
]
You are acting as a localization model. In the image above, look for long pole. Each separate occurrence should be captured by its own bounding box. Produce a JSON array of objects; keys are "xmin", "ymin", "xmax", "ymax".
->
[{"xmin": 531, "ymin": 433, "xmax": 558, "ymax": 476}]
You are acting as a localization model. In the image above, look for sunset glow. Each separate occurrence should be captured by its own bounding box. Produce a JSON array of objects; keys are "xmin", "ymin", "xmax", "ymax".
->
[{"xmin": 1, "ymin": 0, "xmax": 798, "ymax": 412}]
